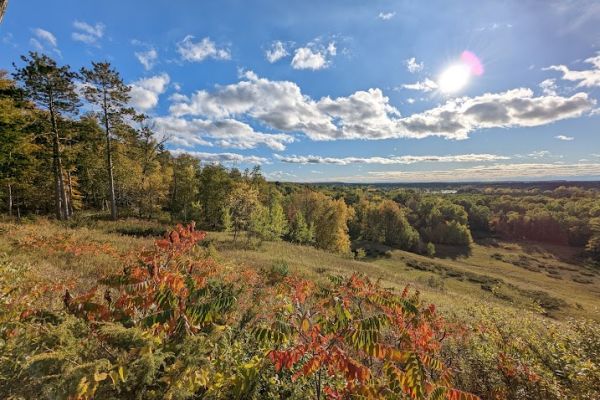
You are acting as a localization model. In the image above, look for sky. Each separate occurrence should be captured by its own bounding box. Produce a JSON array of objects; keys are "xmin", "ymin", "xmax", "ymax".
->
[{"xmin": 1, "ymin": 0, "xmax": 600, "ymax": 183}]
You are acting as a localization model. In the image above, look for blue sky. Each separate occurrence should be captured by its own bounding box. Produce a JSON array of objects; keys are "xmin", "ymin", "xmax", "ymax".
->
[{"xmin": 1, "ymin": 0, "xmax": 600, "ymax": 182}]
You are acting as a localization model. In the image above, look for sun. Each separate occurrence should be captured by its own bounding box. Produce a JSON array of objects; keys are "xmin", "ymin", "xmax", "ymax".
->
[{"xmin": 438, "ymin": 64, "xmax": 471, "ymax": 94}]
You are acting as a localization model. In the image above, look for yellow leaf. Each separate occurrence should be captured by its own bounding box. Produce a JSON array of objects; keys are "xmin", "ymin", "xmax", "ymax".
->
[
  {"xmin": 94, "ymin": 372, "xmax": 108, "ymax": 382},
  {"xmin": 301, "ymin": 318, "xmax": 310, "ymax": 332},
  {"xmin": 118, "ymin": 366, "xmax": 126, "ymax": 382}
]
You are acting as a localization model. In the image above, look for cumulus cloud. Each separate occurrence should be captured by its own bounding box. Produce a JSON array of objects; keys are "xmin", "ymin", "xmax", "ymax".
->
[
  {"xmin": 555, "ymin": 134, "xmax": 574, "ymax": 141},
  {"xmin": 265, "ymin": 40, "xmax": 289, "ymax": 63},
  {"xmin": 129, "ymin": 73, "xmax": 170, "ymax": 111},
  {"xmin": 135, "ymin": 48, "xmax": 158, "ymax": 70},
  {"xmin": 291, "ymin": 41, "xmax": 336, "ymax": 70},
  {"xmin": 167, "ymin": 72, "xmax": 594, "ymax": 142},
  {"xmin": 378, "ymin": 11, "xmax": 396, "ymax": 20},
  {"xmin": 401, "ymin": 78, "xmax": 438, "ymax": 92},
  {"xmin": 275, "ymin": 153, "xmax": 510, "ymax": 165},
  {"xmin": 72, "ymin": 21, "xmax": 105, "ymax": 45},
  {"xmin": 177, "ymin": 36, "xmax": 231, "ymax": 62},
  {"xmin": 170, "ymin": 149, "xmax": 268, "ymax": 165},
  {"xmin": 405, "ymin": 57, "xmax": 424, "ymax": 73},
  {"xmin": 153, "ymin": 116, "xmax": 294, "ymax": 150},
  {"xmin": 400, "ymin": 88, "xmax": 594, "ymax": 140},
  {"xmin": 544, "ymin": 52, "xmax": 600, "ymax": 87},
  {"xmin": 361, "ymin": 163, "xmax": 600, "ymax": 182}
]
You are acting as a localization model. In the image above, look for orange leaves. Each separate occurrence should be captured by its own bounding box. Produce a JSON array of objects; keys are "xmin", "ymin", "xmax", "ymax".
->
[
  {"xmin": 258, "ymin": 273, "xmax": 477, "ymax": 400},
  {"xmin": 16, "ymin": 232, "xmax": 119, "ymax": 258},
  {"xmin": 269, "ymin": 346, "xmax": 306, "ymax": 372}
]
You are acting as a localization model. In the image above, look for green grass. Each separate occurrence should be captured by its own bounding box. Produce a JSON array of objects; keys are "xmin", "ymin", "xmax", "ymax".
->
[{"xmin": 1, "ymin": 217, "xmax": 598, "ymax": 321}]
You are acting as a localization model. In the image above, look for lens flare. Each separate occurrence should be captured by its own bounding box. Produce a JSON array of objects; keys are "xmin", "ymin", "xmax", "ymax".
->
[{"xmin": 461, "ymin": 50, "xmax": 484, "ymax": 76}]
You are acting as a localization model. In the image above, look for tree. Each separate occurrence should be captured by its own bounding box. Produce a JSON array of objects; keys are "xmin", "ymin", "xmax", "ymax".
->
[
  {"xmin": 0, "ymin": 0, "xmax": 7, "ymax": 24},
  {"xmin": 586, "ymin": 218, "xmax": 600, "ymax": 262},
  {"xmin": 264, "ymin": 188, "xmax": 288, "ymax": 240},
  {"xmin": 288, "ymin": 211, "xmax": 314, "ymax": 244},
  {"xmin": 132, "ymin": 121, "xmax": 171, "ymax": 218},
  {"xmin": 314, "ymin": 198, "xmax": 353, "ymax": 254},
  {"xmin": 170, "ymin": 154, "xmax": 200, "ymax": 220},
  {"xmin": 13, "ymin": 53, "xmax": 79, "ymax": 220},
  {"xmin": 227, "ymin": 181, "xmax": 259, "ymax": 242},
  {"xmin": 371, "ymin": 200, "xmax": 419, "ymax": 250},
  {"xmin": 0, "ymin": 71, "xmax": 43, "ymax": 217},
  {"xmin": 197, "ymin": 164, "xmax": 233, "ymax": 230},
  {"xmin": 80, "ymin": 62, "xmax": 133, "ymax": 220}
]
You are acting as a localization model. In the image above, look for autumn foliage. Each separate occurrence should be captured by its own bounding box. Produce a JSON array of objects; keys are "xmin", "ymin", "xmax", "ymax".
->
[{"xmin": 0, "ymin": 223, "xmax": 480, "ymax": 399}]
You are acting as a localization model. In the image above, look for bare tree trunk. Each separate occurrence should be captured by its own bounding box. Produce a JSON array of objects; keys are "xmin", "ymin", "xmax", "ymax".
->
[
  {"xmin": 7, "ymin": 183, "xmax": 12, "ymax": 217},
  {"xmin": 66, "ymin": 170, "xmax": 74, "ymax": 217},
  {"xmin": 0, "ymin": 0, "xmax": 8, "ymax": 24},
  {"xmin": 103, "ymin": 91, "xmax": 118, "ymax": 220},
  {"xmin": 50, "ymin": 104, "xmax": 67, "ymax": 220}
]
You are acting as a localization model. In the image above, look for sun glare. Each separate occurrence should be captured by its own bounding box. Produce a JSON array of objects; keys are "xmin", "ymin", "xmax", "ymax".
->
[{"xmin": 438, "ymin": 63, "xmax": 471, "ymax": 94}]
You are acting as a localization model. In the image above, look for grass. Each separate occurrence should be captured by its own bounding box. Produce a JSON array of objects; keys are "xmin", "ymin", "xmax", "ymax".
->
[{"xmin": 1, "ymin": 216, "xmax": 598, "ymax": 321}]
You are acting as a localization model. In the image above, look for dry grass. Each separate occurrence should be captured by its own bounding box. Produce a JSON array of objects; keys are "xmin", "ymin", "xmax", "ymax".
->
[{"xmin": 1, "ymin": 217, "xmax": 598, "ymax": 321}]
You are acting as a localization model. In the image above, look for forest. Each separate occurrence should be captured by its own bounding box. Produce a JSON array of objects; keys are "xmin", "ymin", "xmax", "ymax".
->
[{"xmin": 1, "ymin": 52, "xmax": 600, "ymax": 399}]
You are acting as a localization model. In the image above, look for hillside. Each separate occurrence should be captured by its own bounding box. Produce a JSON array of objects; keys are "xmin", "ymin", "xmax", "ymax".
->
[{"xmin": 1, "ymin": 217, "xmax": 599, "ymax": 399}]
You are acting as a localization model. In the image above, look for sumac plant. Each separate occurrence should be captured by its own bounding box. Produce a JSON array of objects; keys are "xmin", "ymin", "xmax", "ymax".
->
[
  {"xmin": 1, "ymin": 224, "xmax": 477, "ymax": 399},
  {"xmin": 255, "ymin": 275, "xmax": 478, "ymax": 399}
]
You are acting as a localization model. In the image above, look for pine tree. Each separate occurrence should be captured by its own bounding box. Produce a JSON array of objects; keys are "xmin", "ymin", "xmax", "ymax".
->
[
  {"xmin": 13, "ymin": 53, "xmax": 79, "ymax": 220},
  {"xmin": 80, "ymin": 62, "xmax": 133, "ymax": 220},
  {"xmin": 289, "ymin": 211, "xmax": 314, "ymax": 244}
]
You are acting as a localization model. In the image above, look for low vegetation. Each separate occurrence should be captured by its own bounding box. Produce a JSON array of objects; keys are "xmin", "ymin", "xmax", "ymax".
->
[{"xmin": 0, "ymin": 218, "xmax": 599, "ymax": 399}]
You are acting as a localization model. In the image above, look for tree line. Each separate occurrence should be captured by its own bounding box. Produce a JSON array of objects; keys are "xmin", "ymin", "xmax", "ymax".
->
[{"xmin": 1, "ymin": 52, "xmax": 599, "ymax": 261}]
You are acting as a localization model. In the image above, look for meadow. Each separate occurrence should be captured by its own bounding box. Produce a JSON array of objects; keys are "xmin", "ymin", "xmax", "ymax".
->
[{"xmin": 1, "ymin": 216, "xmax": 599, "ymax": 399}]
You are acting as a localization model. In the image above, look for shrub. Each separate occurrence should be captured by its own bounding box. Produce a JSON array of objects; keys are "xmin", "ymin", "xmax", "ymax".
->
[{"xmin": 0, "ymin": 224, "xmax": 478, "ymax": 399}]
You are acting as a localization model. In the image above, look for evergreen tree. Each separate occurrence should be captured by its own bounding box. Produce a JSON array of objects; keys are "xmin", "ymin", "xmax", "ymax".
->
[
  {"xmin": 288, "ymin": 211, "xmax": 314, "ymax": 244},
  {"xmin": 170, "ymin": 154, "xmax": 200, "ymax": 220},
  {"xmin": 13, "ymin": 53, "xmax": 79, "ymax": 220},
  {"xmin": 80, "ymin": 62, "xmax": 133, "ymax": 220},
  {"xmin": 0, "ymin": 71, "xmax": 39, "ymax": 217}
]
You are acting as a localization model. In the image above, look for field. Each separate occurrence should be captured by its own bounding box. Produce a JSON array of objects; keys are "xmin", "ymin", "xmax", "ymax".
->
[
  {"xmin": 2, "ymin": 217, "xmax": 600, "ymax": 399},
  {"xmin": 2, "ymin": 216, "xmax": 598, "ymax": 321}
]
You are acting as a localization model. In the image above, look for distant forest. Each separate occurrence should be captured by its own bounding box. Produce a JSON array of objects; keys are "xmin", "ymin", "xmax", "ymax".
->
[{"xmin": 1, "ymin": 52, "xmax": 600, "ymax": 261}]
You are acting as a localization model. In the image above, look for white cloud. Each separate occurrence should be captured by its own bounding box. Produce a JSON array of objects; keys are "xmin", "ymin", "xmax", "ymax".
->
[
  {"xmin": 360, "ymin": 163, "xmax": 600, "ymax": 182},
  {"xmin": 177, "ymin": 36, "xmax": 231, "ymax": 62},
  {"xmin": 544, "ymin": 52, "xmax": 600, "ymax": 87},
  {"xmin": 555, "ymin": 134, "xmax": 574, "ymax": 141},
  {"xmin": 153, "ymin": 116, "xmax": 294, "ymax": 150},
  {"xmin": 400, "ymin": 88, "xmax": 594, "ymax": 140},
  {"xmin": 539, "ymin": 78, "xmax": 558, "ymax": 95},
  {"xmin": 33, "ymin": 28, "xmax": 57, "ymax": 47},
  {"xmin": 31, "ymin": 28, "xmax": 61, "ymax": 56},
  {"xmin": 167, "ymin": 72, "xmax": 595, "ymax": 142},
  {"xmin": 527, "ymin": 150, "xmax": 552, "ymax": 158},
  {"xmin": 275, "ymin": 153, "xmax": 511, "ymax": 165},
  {"xmin": 401, "ymin": 78, "xmax": 438, "ymax": 92},
  {"xmin": 72, "ymin": 21, "xmax": 105, "ymax": 45},
  {"xmin": 264, "ymin": 170, "xmax": 298, "ymax": 180},
  {"xmin": 378, "ymin": 11, "xmax": 396, "ymax": 20},
  {"xmin": 265, "ymin": 40, "xmax": 289, "ymax": 63},
  {"xmin": 135, "ymin": 48, "xmax": 158, "ymax": 70},
  {"xmin": 291, "ymin": 41, "xmax": 336, "ymax": 70},
  {"xmin": 170, "ymin": 149, "xmax": 268, "ymax": 165},
  {"xmin": 405, "ymin": 57, "xmax": 424, "ymax": 73},
  {"xmin": 129, "ymin": 73, "xmax": 170, "ymax": 111},
  {"xmin": 291, "ymin": 47, "xmax": 328, "ymax": 70}
]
